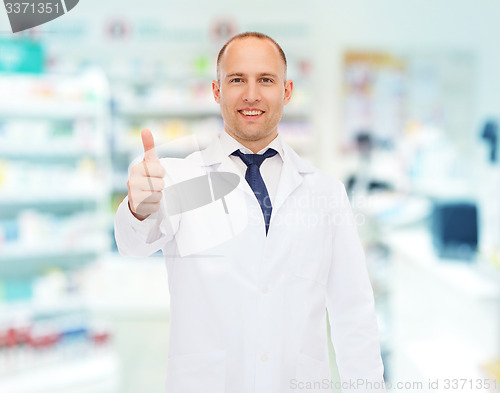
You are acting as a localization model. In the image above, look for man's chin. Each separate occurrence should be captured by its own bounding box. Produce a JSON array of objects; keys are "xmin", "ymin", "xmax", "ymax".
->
[
  {"xmin": 226, "ymin": 126, "xmax": 277, "ymax": 143},
  {"xmin": 239, "ymin": 132, "xmax": 269, "ymax": 142}
]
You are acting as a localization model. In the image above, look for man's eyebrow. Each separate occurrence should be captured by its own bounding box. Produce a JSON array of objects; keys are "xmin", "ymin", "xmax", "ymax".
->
[
  {"xmin": 225, "ymin": 72, "xmax": 279, "ymax": 79},
  {"xmin": 258, "ymin": 72, "xmax": 278, "ymax": 78},
  {"xmin": 225, "ymin": 73, "xmax": 245, "ymax": 78}
]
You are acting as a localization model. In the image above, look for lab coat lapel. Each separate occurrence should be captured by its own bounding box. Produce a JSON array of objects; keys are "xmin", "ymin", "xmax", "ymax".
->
[
  {"xmin": 272, "ymin": 142, "xmax": 307, "ymax": 214},
  {"xmin": 200, "ymin": 134, "xmax": 254, "ymax": 198}
]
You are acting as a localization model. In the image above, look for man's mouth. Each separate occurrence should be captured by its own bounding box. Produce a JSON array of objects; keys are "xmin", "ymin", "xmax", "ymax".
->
[{"xmin": 238, "ymin": 110, "xmax": 264, "ymax": 117}]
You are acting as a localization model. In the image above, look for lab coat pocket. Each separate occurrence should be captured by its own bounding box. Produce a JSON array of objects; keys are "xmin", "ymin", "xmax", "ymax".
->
[
  {"xmin": 165, "ymin": 349, "xmax": 226, "ymax": 393},
  {"xmin": 295, "ymin": 353, "xmax": 332, "ymax": 392},
  {"xmin": 291, "ymin": 237, "xmax": 331, "ymax": 285},
  {"xmin": 284, "ymin": 206, "xmax": 332, "ymax": 285}
]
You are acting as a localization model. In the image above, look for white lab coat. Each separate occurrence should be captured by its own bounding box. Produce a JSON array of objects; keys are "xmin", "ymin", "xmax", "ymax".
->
[{"xmin": 114, "ymin": 132, "xmax": 386, "ymax": 393}]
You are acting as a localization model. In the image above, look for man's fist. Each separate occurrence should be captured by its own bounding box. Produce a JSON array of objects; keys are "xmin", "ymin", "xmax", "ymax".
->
[{"xmin": 127, "ymin": 129, "xmax": 166, "ymax": 221}]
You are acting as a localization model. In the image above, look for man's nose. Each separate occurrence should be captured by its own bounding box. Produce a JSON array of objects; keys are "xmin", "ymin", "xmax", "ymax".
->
[{"xmin": 243, "ymin": 81, "xmax": 261, "ymax": 102}]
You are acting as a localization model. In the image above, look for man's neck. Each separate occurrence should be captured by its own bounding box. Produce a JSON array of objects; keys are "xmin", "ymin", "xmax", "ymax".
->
[{"xmin": 225, "ymin": 130, "xmax": 278, "ymax": 153}]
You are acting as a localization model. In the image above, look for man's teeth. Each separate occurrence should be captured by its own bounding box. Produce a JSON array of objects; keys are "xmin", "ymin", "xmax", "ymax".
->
[{"xmin": 240, "ymin": 110, "xmax": 263, "ymax": 116}]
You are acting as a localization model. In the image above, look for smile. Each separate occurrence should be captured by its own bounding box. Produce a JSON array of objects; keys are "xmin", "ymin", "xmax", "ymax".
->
[{"xmin": 238, "ymin": 110, "xmax": 264, "ymax": 117}]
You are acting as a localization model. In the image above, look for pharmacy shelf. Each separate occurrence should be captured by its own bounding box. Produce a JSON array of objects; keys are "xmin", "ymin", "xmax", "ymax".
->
[
  {"xmin": 0, "ymin": 252, "xmax": 103, "ymax": 278},
  {"xmin": 117, "ymin": 103, "xmax": 220, "ymax": 118},
  {"xmin": 0, "ymin": 352, "xmax": 119, "ymax": 393},
  {"xmin": 0, "ymin": 231, "xmax": 110, "ymax": 277},
  {"xmin": 0, "ymin": 296, "xmax": 88, "ymax": 316},
  {"xmin": 0, "ymin": 191, "xmax": 108, "ymax": 205},
  {"xmin": 0, "ymin": 103, "xmax": 107, "ymax": 120},
  {"xmin": 0, "ymin": 242, "xmax": 109, "ymax": 261},
  {"xmin": 112, "ymin": 144, "xmax": 200, "ymax": 159},
  {"xmin": 0, "ymin": 145, "xmax": 106, "ymax": 158},
  {"xmin": 0, "ymin": 73, "xmax": 112, "ymax": 281}
]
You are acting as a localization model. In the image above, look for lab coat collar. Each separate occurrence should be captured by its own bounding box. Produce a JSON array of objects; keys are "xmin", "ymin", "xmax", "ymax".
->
[{"xmin": 200, "ymin": 130, "xmax": 316, "ymax": 214}]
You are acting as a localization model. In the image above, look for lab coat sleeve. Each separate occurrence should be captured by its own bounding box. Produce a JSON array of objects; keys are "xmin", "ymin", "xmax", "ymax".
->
[
  {"xmin": 325, "ymin": 183, "xmax": 386, "ymax": 393},
  {"xmin": 114, "ymin": 195, "xmax": 176, "ymax": 257}
]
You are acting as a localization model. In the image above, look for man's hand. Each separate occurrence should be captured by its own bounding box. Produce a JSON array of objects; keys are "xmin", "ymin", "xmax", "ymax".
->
[{"xmin": 127, "ymin": 129, "xmax": 166, "ymax": 221}]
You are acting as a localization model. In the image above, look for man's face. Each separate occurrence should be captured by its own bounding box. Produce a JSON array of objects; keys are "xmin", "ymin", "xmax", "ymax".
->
[{"xmin": 212, "ymin": 37, "xmax": 293, "ymax": 151}]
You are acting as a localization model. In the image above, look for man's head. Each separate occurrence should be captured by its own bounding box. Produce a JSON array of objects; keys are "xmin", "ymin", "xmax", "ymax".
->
[
  {"xmin": 212, "ymin": 32, "xmax": 293, "ymax": 153},
  {"xmin": 216, "ymin": 32, "xmax": 287, "ymax": 81}
]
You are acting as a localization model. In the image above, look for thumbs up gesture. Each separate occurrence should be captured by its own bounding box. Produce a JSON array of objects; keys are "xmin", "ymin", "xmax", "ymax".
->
[{"xmin": 127, "ymin": 129, "xmax": 166, "ymax": 221}]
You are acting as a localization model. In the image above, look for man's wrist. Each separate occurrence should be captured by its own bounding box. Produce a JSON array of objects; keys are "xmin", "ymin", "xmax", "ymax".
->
[{"xmin": 128, "ymin": 200, "xmax": 150, "ymax": 221}]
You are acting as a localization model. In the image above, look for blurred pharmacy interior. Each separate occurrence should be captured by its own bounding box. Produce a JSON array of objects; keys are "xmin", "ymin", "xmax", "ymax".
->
[{"xmin": 1, "ymin": 0, "xmax": 500, "ymax": 392}]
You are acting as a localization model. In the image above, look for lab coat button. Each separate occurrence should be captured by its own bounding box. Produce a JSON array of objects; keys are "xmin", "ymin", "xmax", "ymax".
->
[
  {"xmin": 261, "ymin": 286, "xmax": 269, "ymax": 294},
  {"xmin": 261, "ymin": 354, "xmax": 269, "ymax": 362}
]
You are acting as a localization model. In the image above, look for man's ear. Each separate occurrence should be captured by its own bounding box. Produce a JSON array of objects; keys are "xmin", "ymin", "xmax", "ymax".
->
[
  {"xmin": 212, "ymin": 80, "xmax": 221, "ymax": 104},
  {"xmin": 283, "ymin": 80, "xmax": 293, "ymax": 105}
]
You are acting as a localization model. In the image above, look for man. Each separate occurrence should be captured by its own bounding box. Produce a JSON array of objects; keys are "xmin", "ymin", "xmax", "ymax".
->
[{"xmin": 115, "ymin": 32, "xmax": 386, "ymax": 393}]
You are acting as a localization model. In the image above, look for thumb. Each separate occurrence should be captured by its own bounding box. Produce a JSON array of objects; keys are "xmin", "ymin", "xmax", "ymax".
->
[{"xmin": 141, "ymin": 128, "xmax": 158, "ymax": 161}]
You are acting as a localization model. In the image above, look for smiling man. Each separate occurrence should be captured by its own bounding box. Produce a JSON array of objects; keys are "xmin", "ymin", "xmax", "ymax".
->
[
  {"xmin": 114, "ymin": 32, "xmax": 386, "ymax": 393},
  {"xmin": 213, "ymin": 33, "xmax": 293, "ymax": 154}
]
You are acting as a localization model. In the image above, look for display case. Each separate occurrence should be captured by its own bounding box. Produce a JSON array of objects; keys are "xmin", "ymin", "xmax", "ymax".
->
[{"xmin": 0, "ymin": 71, "xmax": 118, "ymax": 393}]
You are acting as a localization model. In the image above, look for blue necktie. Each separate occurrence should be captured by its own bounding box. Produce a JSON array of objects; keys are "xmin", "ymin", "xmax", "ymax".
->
[{"xmin": 231, "ymin": 148, "xmax": 278, "ymax": 235}]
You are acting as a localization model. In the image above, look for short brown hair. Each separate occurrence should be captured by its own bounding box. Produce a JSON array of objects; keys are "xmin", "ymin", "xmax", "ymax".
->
[{"xmin": 216, "ymin": 32, "xmax": 287, "ymax": 81}]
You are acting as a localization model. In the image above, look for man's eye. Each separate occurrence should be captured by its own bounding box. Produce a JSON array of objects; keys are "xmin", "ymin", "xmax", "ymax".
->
[
  {"xmin": 230, "ymin": 78, "xmax": 243, "ymax": 83},
  {"xmin": 261, "ymin": 78, "xmax": 273, "ymax": 83}
]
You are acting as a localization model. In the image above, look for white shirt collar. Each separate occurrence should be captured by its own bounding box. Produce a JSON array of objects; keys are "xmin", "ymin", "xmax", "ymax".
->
[{"xmin": 219, "ymin": 130, "xmax": 284, "ymax": 160}]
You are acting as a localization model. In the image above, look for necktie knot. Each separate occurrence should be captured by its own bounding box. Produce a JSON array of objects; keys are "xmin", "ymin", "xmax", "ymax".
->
[{"xmin": 231, "ymin": 148, "xmax": 278, "ymax": 168}]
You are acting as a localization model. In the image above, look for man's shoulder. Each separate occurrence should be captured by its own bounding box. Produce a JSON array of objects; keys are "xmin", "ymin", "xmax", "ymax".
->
[
  {"xmin": 307, "ymin": 167, "xmax": 345, "ymax": 196},
  {"xmin": 283, "ymin": 144, "xmax": 346, "ymax": 196}
]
